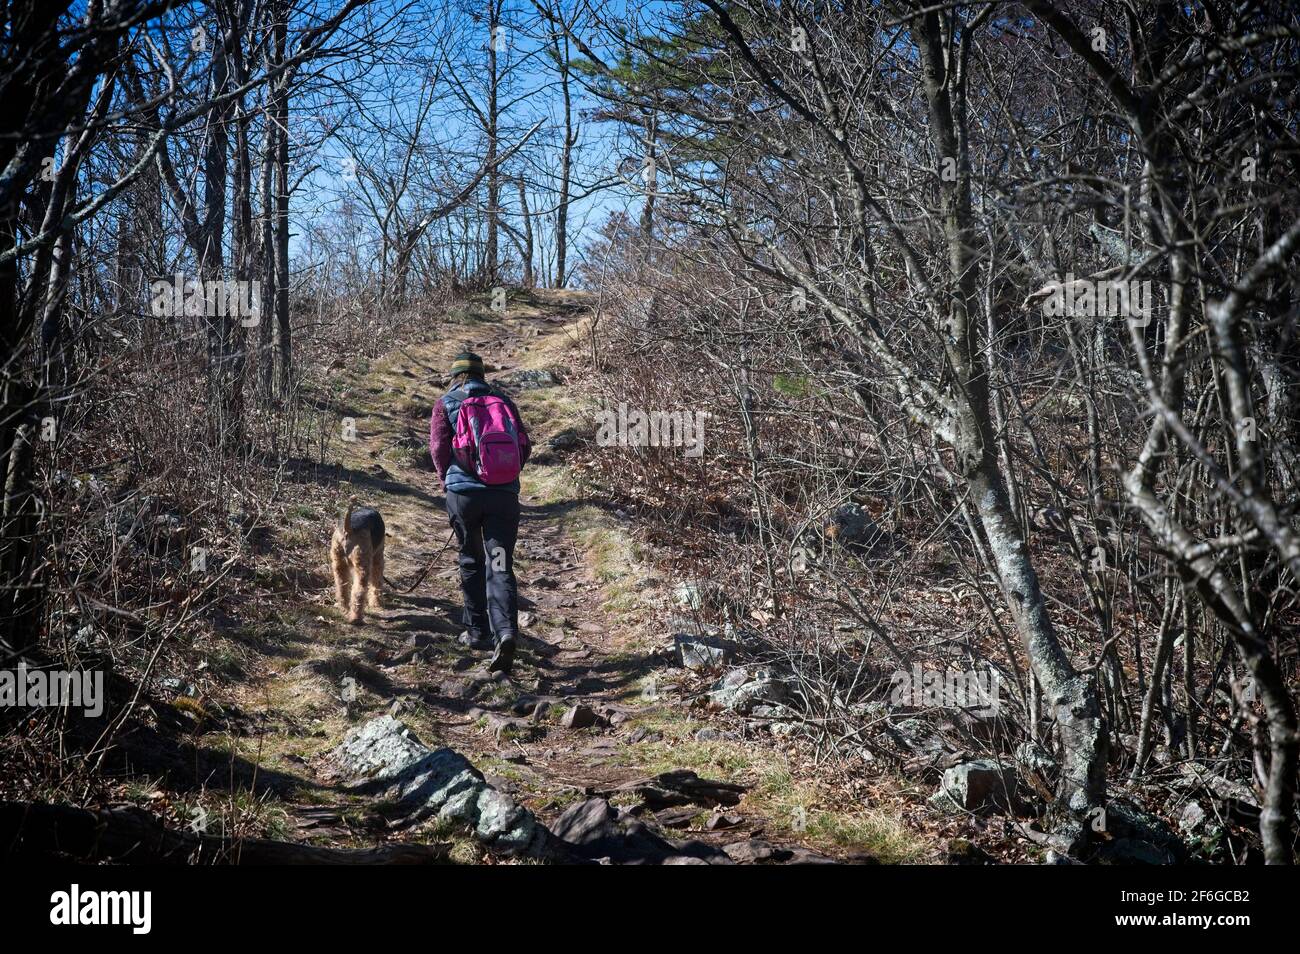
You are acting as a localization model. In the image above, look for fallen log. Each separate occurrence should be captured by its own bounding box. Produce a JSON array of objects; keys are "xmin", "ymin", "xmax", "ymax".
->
[{"xmin": 0, "ymin": 801, "xmax": 450, "ymax": 865}]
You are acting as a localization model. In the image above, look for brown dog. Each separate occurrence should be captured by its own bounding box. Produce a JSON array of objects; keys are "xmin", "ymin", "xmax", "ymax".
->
[{"xmin": 329, "ymin": 500, "xmax": 385, "ymax": 624}]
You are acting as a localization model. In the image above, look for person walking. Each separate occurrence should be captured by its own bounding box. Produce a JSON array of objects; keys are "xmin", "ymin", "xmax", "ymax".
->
[{"xmin": 429, "ymin": 351, "xmax": 531, "ymax": 673}]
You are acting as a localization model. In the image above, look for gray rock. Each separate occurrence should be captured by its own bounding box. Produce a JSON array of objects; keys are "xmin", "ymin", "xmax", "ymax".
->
[
  {"xmin": 550, "ymin": 797, "xmax": 691, "ymax": 864},
  {"xmin": 1013, "ymin": 741, "xmax": 1057, "ymax": 779},
  {"xmin": 1092, "ymin": 800, "xmax": 1185, "ymax": 864},
  {"xmin": 709, "ymin": 668, "xmax": 787, "ymax": 714},
  {"xmin": 552, "ymin": 797, "xmax": 619, "ymax": 846},
  {"xmin": 1178, "ymin": 762, "xmax": 1258, "ymax": 807},
  {"xmin": 786, "ymin": 847, "xmax": 838, "ymax": 865},
  {"xmin": 889, "ymin": 717, "xmax": 953, "ymax": 759},
  {"xmin": 331, "ymin": 714, "xmax": 428, "ymax": 781},
  {"xmin": 1044, "ymin": 849, "xmax": 1080, "ymax": 865},
  {"xmin": 160, "ymin": 676, "xmax": 197, "ymax": 697},
  {"xmin": 1179, "ymin": 800, "xmax": 1206, "ymax": 833},
  {"xmin": 560, "ymin": 704, "xmax": 603, "ymax": 729},
  {"xmin": 934, "ymin": 759, "xmax": 1018, "ymax": 812},
  {"xmin": 672, "ymin": 581, "xmax": 703, "ymax": 610},
  {"xmin": 722, "ymin": 839, "xmax": 792, "ymax": 864},
  {"xmin": 330, "ymin": 715, "xmax": 550, "ymax": 857},
  {"xmin": 495, "ymin": 368, "xmax": 559, "ymax": 391},
  {"xmin": 673, "ymin": 632, "xmax": 732, "ymax": 670}
]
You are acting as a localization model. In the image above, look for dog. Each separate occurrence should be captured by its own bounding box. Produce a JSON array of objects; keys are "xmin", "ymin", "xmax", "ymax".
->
[{"xmin": 329, "ymin": 499, "xmax": 385, "ymax": 624}]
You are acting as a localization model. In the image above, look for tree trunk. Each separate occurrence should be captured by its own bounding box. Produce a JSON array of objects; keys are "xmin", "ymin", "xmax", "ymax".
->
[
  {"xmin": 228, "ymin": 0, "xmax": 254, "ymax": 408},
  {"xmin": 516, "ymin": 176, "xmax": 533, "ymax": 287},
  {"xmin": 915, "ymin": 9, "xmax": 1107, "ymax": 830},
  {"xmin": 258, "ymin": 88, "xmax": 277, "ymax": 401},
  {"xmin": 485, "ymin": 1, "xmax": 500, "ymax": 286},
  {"xmin": 201, "ymin": 14, "xmax": 236, "ymax": 441},
  {"xmin": 273, "ymin": 8, "xmax": 292, "ymax": 396},
  {"xmin": 553, "ymin": 28, "xmax": 573, "ymax": 288},
  {"xmin": 639, "ymin": 105, "xmax": 657, "ymax": 244},
  {"xmin": 0, "ymin": 378, "xmax": 40, "ymax": 662}
]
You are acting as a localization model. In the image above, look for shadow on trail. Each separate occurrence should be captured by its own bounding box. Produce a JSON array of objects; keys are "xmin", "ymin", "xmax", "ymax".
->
[
  {"xmin": 110, "ymin": 723, "xmax": 332, "ymax": 801},
  {"xmin": 532, "ymin": 649, "xmax": 661, "ymax": 701},
  {"xmin": 281, "ymin": 456, "xmax": 444, "ymax": 508}
]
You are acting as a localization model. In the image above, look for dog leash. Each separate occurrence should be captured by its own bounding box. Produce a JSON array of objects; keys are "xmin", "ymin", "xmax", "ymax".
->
[{"xmin": 384, "ymin": 529, "xmax": 456, "ymax": 594}]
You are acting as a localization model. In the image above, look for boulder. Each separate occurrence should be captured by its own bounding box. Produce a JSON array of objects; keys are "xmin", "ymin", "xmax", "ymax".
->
[
  {"xmin": 330, "ymin": 716, "xmax": 553, "ymax": 857},
  {"xmin": 932, "ymin": 759, "xmax": 1018, "ymax": 812}
]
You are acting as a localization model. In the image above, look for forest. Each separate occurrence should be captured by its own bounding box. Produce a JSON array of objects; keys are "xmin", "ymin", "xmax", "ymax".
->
[{"xmin": 1, "ymin": 0, "xmax": 1299, "ymax": 905}]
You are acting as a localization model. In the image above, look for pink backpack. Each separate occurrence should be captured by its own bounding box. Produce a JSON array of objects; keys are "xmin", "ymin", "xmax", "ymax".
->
[{"xmin": 452, "ymin": 393, "xmax": 525, "ymax": 484}]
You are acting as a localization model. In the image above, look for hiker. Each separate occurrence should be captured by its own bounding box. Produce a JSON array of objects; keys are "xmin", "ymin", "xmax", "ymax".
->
[{"xmin": 430, "ymin": 351, "xmax": 531, "ymax": 674}]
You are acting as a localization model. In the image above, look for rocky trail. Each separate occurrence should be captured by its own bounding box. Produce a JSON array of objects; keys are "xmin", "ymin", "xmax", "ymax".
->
[{"xmin": 135, "ymin": 292, "xmax": 897, "ymax": 865}]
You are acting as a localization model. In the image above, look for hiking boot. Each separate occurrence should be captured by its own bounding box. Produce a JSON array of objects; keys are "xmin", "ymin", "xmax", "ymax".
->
[
  {"xmin": 488, "ymin": 634, "xmax": 517, "ymax": 674},
  {"xmin": 457, "ymin": 630, "xmax": 493, "ymax": 650}
]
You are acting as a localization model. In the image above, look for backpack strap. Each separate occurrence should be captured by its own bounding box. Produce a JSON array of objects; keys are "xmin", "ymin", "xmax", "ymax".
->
[
  {"xmin": 445, "ymin": 381, "xmax": 510, "ymax": 430},
  {"xmin": 444, "ymin": 384, "xmax": 472, "ymax": 428}
]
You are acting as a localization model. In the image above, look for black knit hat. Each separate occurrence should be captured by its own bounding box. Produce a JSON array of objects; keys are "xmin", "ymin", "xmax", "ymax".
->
[{"xmin": 450, "ymin": 351, "xmax": 485, "ymax": 378}]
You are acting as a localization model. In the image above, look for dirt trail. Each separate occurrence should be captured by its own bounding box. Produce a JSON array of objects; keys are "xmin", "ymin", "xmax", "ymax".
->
[{"xmin": 196, "ymin": 291, "xmax": 917, "ymax": 863}]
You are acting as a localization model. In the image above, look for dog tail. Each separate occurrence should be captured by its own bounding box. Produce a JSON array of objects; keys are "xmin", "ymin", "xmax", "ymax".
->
[{"xmin": 340, "ymin": 496, "xmax": 356, "ymax": 534}]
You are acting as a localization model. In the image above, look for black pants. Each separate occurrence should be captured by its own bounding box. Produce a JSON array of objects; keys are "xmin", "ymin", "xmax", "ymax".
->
[{"xmin": 445, "ymin": 488, "xmax": 520, "ymax": 643}]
